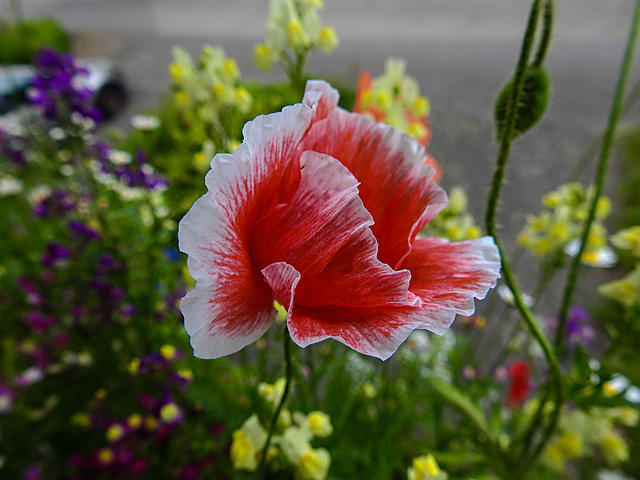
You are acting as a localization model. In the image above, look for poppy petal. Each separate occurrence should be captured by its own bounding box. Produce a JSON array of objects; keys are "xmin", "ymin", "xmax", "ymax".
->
[
  {"xmin": 263, "ymin": 259, "xmax": 423, "ymax": 360},
  {"xmin": 258, "ymin": 150, "xmax": 414, "ymax": 309},
  {"xmin": 401, "ymin": 236, "xmax": 501, "ymax": 334},
  {"xmin": 289, "ymin": 302, "xmax": 424, "ymax": 361},
  {"xmin": 301, "ymin": 108, "xmax": 447, "ymax": 269},
  {"xmin": 178, "ymin": 82, "xmax": 340, "ymax": 359}
]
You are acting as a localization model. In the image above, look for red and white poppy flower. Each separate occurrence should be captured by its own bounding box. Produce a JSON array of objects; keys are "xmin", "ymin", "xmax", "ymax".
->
[{"xmin": 178, "ymin": 80, "xmax": 500, "ymax": 361}]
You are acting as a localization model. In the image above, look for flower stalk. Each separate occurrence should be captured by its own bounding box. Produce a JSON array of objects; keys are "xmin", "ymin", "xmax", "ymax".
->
[
  {"xmin": 555, "ymin": 0, "xmax": 640, "ymax": 353},
  {"xmin": 484, "ymin": 0, "xmax": 563, "ymax": 475},
  {"xmin": 258, "ymin": 325, "xmax": 294, "ymax": 477}
]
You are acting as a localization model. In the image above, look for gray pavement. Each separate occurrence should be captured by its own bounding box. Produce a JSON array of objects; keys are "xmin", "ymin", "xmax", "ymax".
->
[{"xmin": 10, "ymin": 0, "xmax": 640, "ymax": 318}]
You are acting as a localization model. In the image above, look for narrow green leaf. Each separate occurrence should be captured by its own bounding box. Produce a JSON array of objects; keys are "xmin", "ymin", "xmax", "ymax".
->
[{"xmin": 427, "ymin": 376, "xmax": 496, "ymax": 443}]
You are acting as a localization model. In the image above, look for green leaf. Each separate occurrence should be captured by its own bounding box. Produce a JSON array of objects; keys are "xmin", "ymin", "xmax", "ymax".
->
[
  {"xmin": 427, "ymin": 376, "xmax": 497, "ymax": 444},
  {"xmin": 495, "ymin": 66, "xmax": 550, "ymax": 140}
]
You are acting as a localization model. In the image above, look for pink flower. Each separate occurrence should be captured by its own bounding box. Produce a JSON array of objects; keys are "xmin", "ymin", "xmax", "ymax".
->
[{"xmin": 179, "ymin": 80, "xmax": 500, "ymax": 360}]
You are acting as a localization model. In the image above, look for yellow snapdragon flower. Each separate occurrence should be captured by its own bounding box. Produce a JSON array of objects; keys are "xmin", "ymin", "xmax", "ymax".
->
[
  {"xmin": 407, "ymin": 454, "xmax": 447, "ymax": 480},
  {"xmin": 258, "ymin": 378, "xmax": 287, "ymax": 408},
  {"xmin": 230, "ymin": 414, "xmax": 267, "ymax": 472}
]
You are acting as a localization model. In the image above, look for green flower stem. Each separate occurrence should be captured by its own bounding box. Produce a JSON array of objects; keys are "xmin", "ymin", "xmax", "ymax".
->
[
  {"xmin": 259, "ymin": 325, "xmax": 294, "ymax": 478},
  {"xmin": 532, "ymin": 0, "xmax": 554, "ymax": 68},
  {"xmin": 555, "ymin": 0, "xmax": 640, "ymax": 352},
  {"xmin": 484, "ymin": 0, "xmax": 563, "ymax": 473},
  {"xmin": 565, "ymin": 76, "xmax": 640, "ymax": 182}
]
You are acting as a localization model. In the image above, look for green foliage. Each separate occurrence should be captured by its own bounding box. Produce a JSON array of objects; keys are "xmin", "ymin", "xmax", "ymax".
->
[
  {"xmin": 494, "ymin": 66, "xmax": 549, "ymax": 141},
  {"xmin": 617, "ymin": 128, "xmax": 640, "ymax": 228},
  {"xmin": 0, "ymin": 18, "xmax": 69, "ymax": 65}
]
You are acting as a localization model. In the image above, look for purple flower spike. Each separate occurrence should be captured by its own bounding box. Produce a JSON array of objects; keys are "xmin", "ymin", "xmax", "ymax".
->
[{"xmin": 29, "ymin": 48, "xmax": 103, "ymax": 124}]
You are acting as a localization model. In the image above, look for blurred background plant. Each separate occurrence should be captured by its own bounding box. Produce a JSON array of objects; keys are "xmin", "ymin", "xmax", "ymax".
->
[{"xmin": 1, "ymin": 0, "xmax": 640, "ymax": 479}]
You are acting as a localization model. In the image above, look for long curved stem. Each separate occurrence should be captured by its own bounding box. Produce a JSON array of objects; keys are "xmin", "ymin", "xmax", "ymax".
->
[
  {"xmin": 484, "ymin": 0, "xmax": 563, "ymax": 473},
  {"xmin": 555, "ymin": 0, "xmax": 640, "ymax": 353},
  {"xmin": 533, "ymin": 0, "xmax": 554, "ymax": 67},
  {"xmin": 259, "ymin": 326, "xmax": 294, "ymax": 477}
]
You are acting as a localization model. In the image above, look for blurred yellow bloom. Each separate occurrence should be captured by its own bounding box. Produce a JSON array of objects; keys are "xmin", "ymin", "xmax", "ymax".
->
[
  {"xmin": 71, "ymin": 412, "xmax": 91, "ymax": 428},
  {"xmin": 611, "ymin": 406, "xmax": 640, "ymax": 427},
  {"xmin": 599, "ymin": 270, "xmax": 640, "ymax": 307},
  {"xmin": 230, "ymin": 414, "xmax": 267, "ymax": 472},
  {"xmin": 221, "ymin": 58, "xmax": 240, "ymax": 81},
  {"xmin": 177, "ymin": 368, "xmax": 194, "ymax": 382},
  {"xmin": 307, "ymin": 411, "xmax": 333, "ymax": 437},
  {"xmin": 557, "ymin": 432, "xmax": 583, "ymax": 458},
  {"xmin": 611, "ymin": 226, "xmax": 640, "ymax": 257},
  {"xmin": 600, "ymin": 433, "xmax": 629, "ymax": 464},
  {"xmin": 160, "ymin": 402, "xmax": 182, "ymax": 423},
  {"xmin": 408, "ymin": 122, "xmax": 427, "ymax": 141},
  {"xmin": 374, "ymin": 90, "xmax": 392, "ymax": 112},
  {"xmin": 318, "ymin": 26, "xmax": 338, "ymax": 53},
  {"xmin": 541, "ymin": 443, "xmax": 566, "ymax": 472},
  {"xmin": 98, "ymin": 448, "xmax": 114, "ymax": 465},
  {"xmin": 169, "ymin": 63, "xmax": 186, "ymax": 84},
  {"xmin": 127, "ymin": 413, "xmax": 143, "ymax": 429},
  {"xmin": 145, "ymin": 415, "xmax": 158, "ymax": 431},
  {"xmin": 160, "ymin": 344, "xmax": 177, "ymax": 361},
  {"xmin": 106, "ymin": 424, "xmax": 125, "ymax": 443},
  {"xmin": 412, "ymin": 96, "xmax": 430, "ymax": 117},
  {"xmin": 299, "ymin": 448, "xmax": 331, "ymax": 480},
  {"xmin": 287, "ymin": 18, "xmax": 307, "ymax": 49},
  {"xmin": 407, "ymin": 454, "xmax": 446, "ymax": 480},
  {"xmin": 234, "ymin": 88, "xmax": 252, "ymax": 113},
  {"xmin": 258, "ymin": 378, "xmax": 286, "ymax": 408},
  {"xmin": 254, "ymin": 44, "xmax": 274, "ymax": 71}
]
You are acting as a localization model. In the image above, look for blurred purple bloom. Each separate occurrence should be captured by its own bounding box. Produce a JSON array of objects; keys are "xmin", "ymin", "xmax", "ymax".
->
[
  {"xmin": 41, "ymin": 242, "xmax": 71, "ymax": 268},
  {"xmin": 548, "ymin": 306, "xmax": 595, "ymax": 349},
  {"xmin": 89, "ymin": 141, "xmax": 169, "ymax": 191},
  {"xmin": 68, "ymin": 219, "xmax": 100, "ymax": 241},
  {"xmin": 96, "ymin": 254, "xmax": 117, "ymax": 275},
  {"xmin": 0, "ymin": 383, "xmax": 14, "ymax": 413},
  {"xmin": 0, "ymin": 128, "xmax": 29, "ymax": 165},
  {"xmin": 33, "ymin": 189, "xmax": 76, "ymax": 218},
  {"xmin": 25, "ymin": 311, "xmax": 57, "ymax": 333},
  {"xmin": 17, "ymin": 277, "xmax": 42, "ymax": 305},
  {"xmin": 24, "ymin": 465, "xmax": 43, "ymax": 480},
  {"xmin": 29, "ymin": 48, "xmax": 102, "ymax": 123}
]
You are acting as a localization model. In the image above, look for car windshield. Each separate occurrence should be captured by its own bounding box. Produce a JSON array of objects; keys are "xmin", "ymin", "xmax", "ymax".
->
[{"xmin": 0, "ymin": 65, "xmax": 34, "ymax": 116}]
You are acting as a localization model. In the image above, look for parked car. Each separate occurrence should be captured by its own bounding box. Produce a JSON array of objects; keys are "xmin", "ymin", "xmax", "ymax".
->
[{"xmin": 0, "ymin": 57, "xmax": 127, "ymax": 132}]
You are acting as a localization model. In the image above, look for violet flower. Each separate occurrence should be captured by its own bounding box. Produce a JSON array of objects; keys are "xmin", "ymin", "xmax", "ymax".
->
[{"xmin": 29, "ymin": 48, "xmax": 102, "ymax": 124}]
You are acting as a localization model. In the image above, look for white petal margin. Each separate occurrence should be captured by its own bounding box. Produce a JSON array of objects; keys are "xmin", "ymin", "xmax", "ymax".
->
[
  {"xmin": 402, "ymin": 235, "xmax": 502, "ymax": 335},
  {"xmin": 178, "ymin": 81, "xmax": 340, "ymax": 359}
]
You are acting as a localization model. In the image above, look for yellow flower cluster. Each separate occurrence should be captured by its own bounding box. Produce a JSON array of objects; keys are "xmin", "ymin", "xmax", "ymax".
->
[
  {"xmin": 541, "ymin": 405, "xmax": 638, "ymax": 472},
  {"xmin": 518, "ymin": 182, "xmax": 612, "ymax": 262},
  {"xmin": 359, "ymin": 58, "xmax": 431, "ymax": 144},
  {"xmin": 168, "ymin": 45, "xmax": 251, "ymax": 161},
  {"xmin": 423, "ymin": 186, "xmax": 482, "ymax": 241},
  {"xmin": 254, "ymin": 0, "xmax": 338, "ymax": 71},
  {"xmin": 599, "ymin": 225, "xmax": 640, "ymax": 307},
  {"xmin": 407, "ymin": 454, "xmax": 448, "ymax": 480},
  {"xmin": 230, "ymin": 381, "xmax": 333, "ymax": 479}
]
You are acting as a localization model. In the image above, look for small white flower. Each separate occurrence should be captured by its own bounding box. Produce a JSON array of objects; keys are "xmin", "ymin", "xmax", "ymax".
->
[{"xmin": 130, "ymin": 114, "xmax": 161, "ymax": 131}]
